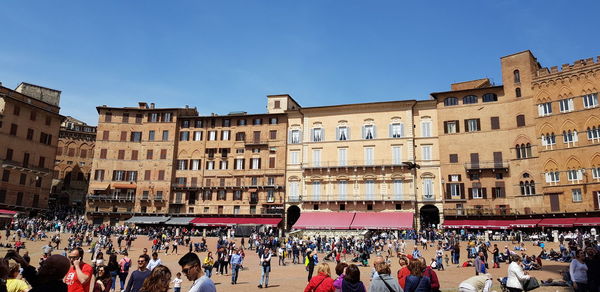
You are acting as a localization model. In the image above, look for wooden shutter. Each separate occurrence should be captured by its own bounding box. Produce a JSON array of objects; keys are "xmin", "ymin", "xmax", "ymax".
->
[
  {"xmin": 594, "ymin": 192, "xmax": 599, "ymax": 210},
  {"xmin": 549, "ymin": 194, "xmax": 560, "ymax": 212},
  {"xmin": 455, "ymin": 120, "xmax": 460, "ymax": 133},
  {"xmin": 158, "ymin": 170, "xmax": 165, "ymax": 180},
  {"xmin": 491, "ymin": 187, "xmax": 497, "ymax": 199},
  {"xmin": 100, "ymin": 149, "xmax": 107, "ymax": 159},
  {"xmin": 460, "ymin": 184, "xmax": 465, "ymax": 199},
  {"xmin": 445, "ymin": 184, "xmax": 451, "ymax": 199},
  {"xmin": 468, "ymin": 188, "xmax": 473, "ymax": 200},
  {"xmin": 443, "ymin": 121, "xmax": 448, "ymax": 134},
  {"xmin": 118, "ymin": 150, "xmax": 125, "ymax": 160},
  {"xmin": 449, "ymin": 154, "xmax": 458, "ymax": 163},
  {"xmin": 120, "ymin": 131, "xmax": 127, "ymax": 141},
  {"xmin": 516, "ymin": 115, "xmax": 525, "ymax": 127},
  {"xmin": 103, "ymin": 131, "xmax": 109, "ymax": 140},
  {"xmin": 476, "ymin": 119, "xmax": 481, "ymax": 131},
  {"xmin": 490, "ymin": 117, "xmax": 500, "ymax": 130},
  {"xmin": 482, "ymin": 187, "xmax": 487, "ymax": 199},
  {"xmin": 160, "ymin": 149, "xmax": 167, "ymax": 159},
  {"xmin": 147, "ymin": 150, "xmax": 153, "ymax": 159},
  {"xmin": 470, "ymin": 153, "xmax": 479, "ymax": 168},
  {"xmin": 269, "ymin": 157, "xmax": 275, "ymax": 168},
  {"xmin": 254, "ymin": 131, "xmax": 261, "ymax": 143},
  {"xmin": 144, "ymin": 170, "xmax": 151, "ymax": 180},
  {"xmin": 493, "ymin": 152, "xmax": 503, "ymax": 168},
  {"xmin": 131, "ymin": 150, "xmax": 138, "ymax": 160}
]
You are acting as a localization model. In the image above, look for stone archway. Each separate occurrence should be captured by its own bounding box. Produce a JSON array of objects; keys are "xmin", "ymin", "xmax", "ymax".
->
[
  {"xmin": 286, "ymin": 205, "xmax": 301, "ymax": 230},
  {"xmin": 420, "ymin": 205, "xmax": 440, "ymax": 229}
]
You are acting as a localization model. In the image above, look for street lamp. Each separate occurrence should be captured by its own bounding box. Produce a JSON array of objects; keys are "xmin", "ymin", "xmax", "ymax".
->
[{"xmin": 403, "ymin": 162, "xmax": 421, "ymax": 230}]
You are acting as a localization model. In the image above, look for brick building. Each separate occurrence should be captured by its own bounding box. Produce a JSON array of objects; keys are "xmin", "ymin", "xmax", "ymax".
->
[
  {"xmin": 52, "ymin": 116, "xmax": 96, "ymax": 208},
  {"xmin": 0, "ymin": 82, "xmax": 63, "ymax": 212},
  {"xmin": 86, "ymin": 101, "xmax": 287, "ymax": 226},
  {"xmin": 533, "ymin": 55, "xmax": 600, "ymax": 213}
]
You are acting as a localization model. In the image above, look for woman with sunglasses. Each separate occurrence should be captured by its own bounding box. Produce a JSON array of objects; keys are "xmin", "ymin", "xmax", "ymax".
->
[{"xmin": 93, "ymin": 265, "xmax": 112, "ymax": 292}]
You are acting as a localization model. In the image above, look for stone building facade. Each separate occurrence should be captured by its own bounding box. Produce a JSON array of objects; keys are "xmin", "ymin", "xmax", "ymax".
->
[
  {"xmin": 0, "ymin": 82, "xmax": 63, "ymax": 212},
  {"xmin": 283, "ymin": 97, "xmax": 442, "ymax": 229},
  {"xmin": 52, "ymin": 116, "xmax": 96, "ymax": 208}
]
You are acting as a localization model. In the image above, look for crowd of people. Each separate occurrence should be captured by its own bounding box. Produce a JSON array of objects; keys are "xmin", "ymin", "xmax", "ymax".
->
[{"xmin": 0, "ymin": 212, "xmax": 598, "ymax": 292}]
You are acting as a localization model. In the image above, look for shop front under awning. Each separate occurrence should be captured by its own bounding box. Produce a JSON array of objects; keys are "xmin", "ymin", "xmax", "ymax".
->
[
  {"xmin": 125, "ymin": 216, "xmax": 170, "ymax": 224},
  {"xmin": 442, "ymin": 219, "xmax": 510, "ymax": 229},
  {"xmin": 191, "ymin": 217, "xmax": 281, "ymax": 227},
  {"xmin": 509, "ymin": 219, "xmax": 541, "ymax": 228},
  {"xmin": 165, "ymin": 217, "xmax": 195, "ymax": 225},
  {"xmin": 538, "ymin": 218, "xmax": 577, "ymax": 228},
  {"xmin": 574, "ymin": 217, "xmax": 600, "ymax": 227},
  {"xmin": 292, "ymin": 212, "xmax": 355, "ymax": 230},
  {"xmin": 350, "ymin": 212, "xmax": 413, "ymax": 230},
  {"xmin": 442, "ymin": 220, "xmax": 470, "ymax": 229}
]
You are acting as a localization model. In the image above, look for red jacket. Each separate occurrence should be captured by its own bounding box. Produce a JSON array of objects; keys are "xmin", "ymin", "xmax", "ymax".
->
[
  {"xmin": 304, "ymin": 272, "xmax": 335, "ymax": 292},
  {"xmin": 423, "ymin": 266, "xmax": 440, "ymax": 291},
  {"xmin": 397, "ymin": 266, "xmax": 410, "ymax": 288}
]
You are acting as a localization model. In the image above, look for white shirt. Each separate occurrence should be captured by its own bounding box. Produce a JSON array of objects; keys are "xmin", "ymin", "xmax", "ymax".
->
[
  {"xmin": 148, "ymin": 258, "xmax": 162, "ymax": 271},
  {"xmin": 189, "ymin": 275, "xmax": 216, "ymax": 292},
  {"xmin": 506, "ymin": 261, "xmax": 530, "ymax": 290},
  {"xmin": 171, "ymin": 278, "xmax": 183, "ymax": 288}
]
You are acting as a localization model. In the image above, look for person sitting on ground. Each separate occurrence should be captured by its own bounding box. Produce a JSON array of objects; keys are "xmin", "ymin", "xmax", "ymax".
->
[{"xmin": 304, "ymin": 263, "xmax": 335, "ymax": 292}]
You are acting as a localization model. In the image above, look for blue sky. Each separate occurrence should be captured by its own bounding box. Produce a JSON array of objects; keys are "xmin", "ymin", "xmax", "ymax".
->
[{"xmin": 1, "ymin": 1, "xmax": 598, "ymax": 125}]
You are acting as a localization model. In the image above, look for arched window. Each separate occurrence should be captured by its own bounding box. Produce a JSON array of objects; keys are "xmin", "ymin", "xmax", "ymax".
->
[
  {"xmin": 444, "ymin": 97, "xmax": 458, "ymax": 106},
  {"xmin": 514, "ymin": 70, "xmax": 521, "ymax": 83},
  {"xmin": 522, "ymin": 173, "xmax": 530, "ymax": 178},
  {"xmin": 526, "ymin": 143, "xmax": 532, "ymax": 157},
  {"xmin": 516, "ymin": 144, "xmax": 522, "ymax": 159},
  {"xmin": 519, "ymin": 180, "xmax": 535, "ymax": 195},
  {"xmin": 463, "ymin": 95, "xmax": 478, "ymax": 104},
  {"xmin": 482, "ymin": 93, "xmax": 498, "ymax": 102},
  {"xmin": 515, "ymin": 88, "xmax": 522, "ymax": 97}
]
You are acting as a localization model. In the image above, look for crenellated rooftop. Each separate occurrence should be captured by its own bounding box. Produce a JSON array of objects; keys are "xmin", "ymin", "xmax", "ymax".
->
[{"xmin": 535, "ymin": 56, "xmax": 600, "ymax": 79}]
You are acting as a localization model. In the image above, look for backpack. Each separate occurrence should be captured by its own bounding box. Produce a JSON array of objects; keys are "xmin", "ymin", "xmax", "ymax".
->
[{"xmin": 123, "ymin": 258, "xmax": 131, "ymax": 272}]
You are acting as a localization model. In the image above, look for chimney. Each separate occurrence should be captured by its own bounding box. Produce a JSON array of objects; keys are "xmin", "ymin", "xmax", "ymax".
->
[
  {"xmin": 138, "ymin": 102, "xmax": 148, "ymax": 109},
  {"xmin": 150, "ymin": 103, "xmax": 155, "ymax": 109}
]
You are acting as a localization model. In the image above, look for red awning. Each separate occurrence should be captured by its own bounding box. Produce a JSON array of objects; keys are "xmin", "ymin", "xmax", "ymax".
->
[
  {"xmin": 442, "ymin": 220, "xmax": 470, "ymax": 228},
  {"xmin": 574, "ymin": 217, "xmax": 600, "ymax": 227},
  {"xmin": 509, "ymin": 219, "xmax": 541, "ymax": 228},
  {"xmin": 112, "ymin": 184, "xmax": 137, "ymax": 189},
  {"xmin": 443, "ymin": 220, "xmax": 510, "ymax": 229},
  {"xmin": 350, "ymin": 212, "xmax": 413, "ymax": 230},
  {"xmin": 191, "ymin": 217, "xmax": 281, "ymax": 227},
  {"xmin": 293, "ymin": 212, "xmax": 355, "ymax": 230},
  {"xmin": 538, "ymin": 218, "xmax": 577, "ymax": 227},
  {"xmin": 0, "ymin": 209, "xmax": 17, "ymax": 215}
]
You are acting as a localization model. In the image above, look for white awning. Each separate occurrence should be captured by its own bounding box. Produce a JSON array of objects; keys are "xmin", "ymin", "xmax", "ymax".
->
[{"xmin": 125, "ymin": 216, "xmax": 170, "ymax": 224}]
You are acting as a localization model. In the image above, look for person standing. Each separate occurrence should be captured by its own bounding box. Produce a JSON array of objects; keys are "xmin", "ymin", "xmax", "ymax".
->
[
  {"xmin": 124, "ymin": 255, "xmax": 151, "ymax": 292},
  {"xmin": 306, "ymin": 250, "xmax": 318, "ymax": 282},
  {"xmin": 230, "ymin": 249, "xmax": 243, "ymax": 285},
  {"xmin": 203, "ymin": 252, "xmax": 214, "ymax": 278},
  {"xmin": 258, "ymin": 247, "xmax": 272, "ymax": 288},
  {"xmin": 506, "ymin": 255, "xmax": 530, "ymax": 292},
  {"xmin": 171, "ymin": 272, "xmax": 183, "ymax": 292},
  {"xmin": 569, "ymin": 250, "xmax": 588, "ymax": 292},
  {"xmin": 304, "ymin": 263, "xmax": 335, "ymax": 292},
  {"xmin": 138, "ymin": 265, "xmax": 171, "ymax": 292},
  {"xmin": 474, "ymin": 252, "xmax": 486, "ymax": 275},
  {"xmin": 118, "ymin": 252, "xmax": 132, "ymax": 291},
  {"xmin": 404, "ymin": 260, "xmax": 431, "ymax": 292},
  {"xmin": 492, "ymin": 244, "xmax": 500, "ymax": 268},
  {"xmin": 370, "ymin": 261, "xmax": 401, "ymax": 292},
  {"xmin": 148, "ymin": 252, "xmax": 162, "ymax": 271},
  {"xmin": 64, "ymin": 247, "xmax": 94, "ymax": 292},
  {"xmin": 178, "ymin": 253, "xmax": 216, "ymax": 292}
]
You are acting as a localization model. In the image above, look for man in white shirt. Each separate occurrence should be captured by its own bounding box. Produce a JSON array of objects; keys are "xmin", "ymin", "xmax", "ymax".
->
[
  {"xmin": 179, "ymin": 252, "xmax": 216, "ymax": 292},
  {"xmin": 148, "ymin": 252, "xmax": 162, "ymax": 271}
]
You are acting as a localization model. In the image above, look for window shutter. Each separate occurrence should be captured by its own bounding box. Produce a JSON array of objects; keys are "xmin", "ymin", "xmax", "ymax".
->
[
  {"xmin": 336, "ymin": 127, "xmax": 340, "ymax": 140},
  {"xmin": 372, "ymin": 125, "xmax": 376, "ymax": 139},
  {"xmin": 455, "ymin": 120, "xmax": 460, "ymax": 133},
  {"xmin": 389, "ymin": 124, "xmax": 393, "ymax": 137},
  {"xmin": 460, "ymin": 184, "xmax": 465, "ymax": 199},
  {"xmin": 362, "ymin": 126, "xmax": 366, "ymax": 139},
  {"xmin": 569, "ymin": 98, "xmax": 574, "ymax": 110},
  {"xmin": 269, "ymin": 157, "xmax": 275, "ymax": 168},
  {"xmin": 468, "ymin": 188, "xmax": 473, "ymax": 200},
  {"xmin": 445, "ymin": 184, "xmax": 451, "ymax": 199},
  {"xmin": 545, "ymin": 173, "xmax": 551, "ymax": 183},
  {"xmin": 476, "ymin": 119, "xmax": 481, "ymax": 131},
  {"xmin": 464, "ymin": 120, "xmax": 469, "ymax": 131},
  {"xmin": 443, "ymin": 121, "xmax": 448, "ymax": 134},
  {"xmin": 346, "ymin": 127, "xmax": 350, "ymax": 140},
  {"xmin": 574, "ymin": 130, "xmax": 579, "ymax": 142},
  {"xmin": 400, "ymin": 124, "xmax": 404, "ymax": 137},
  {"xmin": 321, "ymin": 129, "xmax": 325, "ymax": 141},
  {"xmin": 594, "ymin": 193, "xmax": 599, "ymax": 210},
  {"xmin": 491, "ymin": 187, "xmax": 497, "ymax": 199},
  {"xmin": 310, "ymin": 129, "xmax": 315, "ymax": 142},
  {"xmin": 482, "ymin": 188, "xmax": 487, "ymax": 199},
  {"xmin": 491, "ymin": 117, "xmax": 500, "ymax": 130},
  {"xmin": 447, "ymin": 175, "xmax": 452, "ymax": 182},
  {"xmin": 258, "ymin": 158, "xmax": 261, "ymax": 169},
  {"xmin": 299, "ymin": 130, "xmax": 303, "ymax": 143},
  {"xmin": 288, "ymin": 131, "xmax": 292, "ymax": 143}
]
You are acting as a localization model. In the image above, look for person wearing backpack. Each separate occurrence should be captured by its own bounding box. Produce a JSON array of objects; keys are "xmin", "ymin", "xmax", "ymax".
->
[
  {"xmin": 304, "ymin": 263, "xmax": 335, "ymax": 292},
  {"xmin": 118, "ymin": 251, "xmax": 132, "ymax": 291}
]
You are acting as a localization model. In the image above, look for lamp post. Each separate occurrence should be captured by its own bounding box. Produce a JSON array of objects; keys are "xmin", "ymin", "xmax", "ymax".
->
[{"xmin": 403, "ymin": 161, "xmax": 421, "ymax": 230}]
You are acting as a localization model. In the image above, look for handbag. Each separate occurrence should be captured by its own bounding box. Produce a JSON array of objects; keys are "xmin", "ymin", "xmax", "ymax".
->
[{"xmin": 524, "ymin": 277, "xmax": 540, "ymax": 291}]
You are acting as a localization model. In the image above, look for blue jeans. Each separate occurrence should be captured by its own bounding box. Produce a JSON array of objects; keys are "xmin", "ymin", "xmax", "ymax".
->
[
  {"xmin": 205, "ymin": 267, "xmax": 213, "ymax": 278},
  {"xmin": 259, "ymin": 265, "xmax": 270, "ymax": 286},
  {"xmin": 110, "ymin": 271, "xmax": 118, "ymax": 290},
  {"xmin": 118, "ymin": 272, "xmax": 128, "ymax": 289},
  {"xmin": 231, "ymin": 264, "xmax": 240, "ymax": 283}
]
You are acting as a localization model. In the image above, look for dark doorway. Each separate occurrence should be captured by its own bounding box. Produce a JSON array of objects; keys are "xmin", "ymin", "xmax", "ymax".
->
[
  {"xmin": 287, "ymin": 205, "xmax": 301, "ymax": 230},
  {"xmin": 420, "ymin": 205, "xmax": 440, "ymax": 229}
]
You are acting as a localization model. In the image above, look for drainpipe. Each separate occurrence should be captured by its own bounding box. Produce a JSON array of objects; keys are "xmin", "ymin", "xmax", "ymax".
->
[{"xmin": 411, "ymin": 101, "xmax": 419, "ymax": 231}]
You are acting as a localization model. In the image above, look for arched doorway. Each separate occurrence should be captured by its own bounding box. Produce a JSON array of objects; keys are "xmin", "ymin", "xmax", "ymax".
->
[
  {"xmin": 286, "ymin": 205, "xmax": 301, "ymax": 230},
  {"xmin": 420, "ymin": 205, "xmax": 440, "ymax": 229}
]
